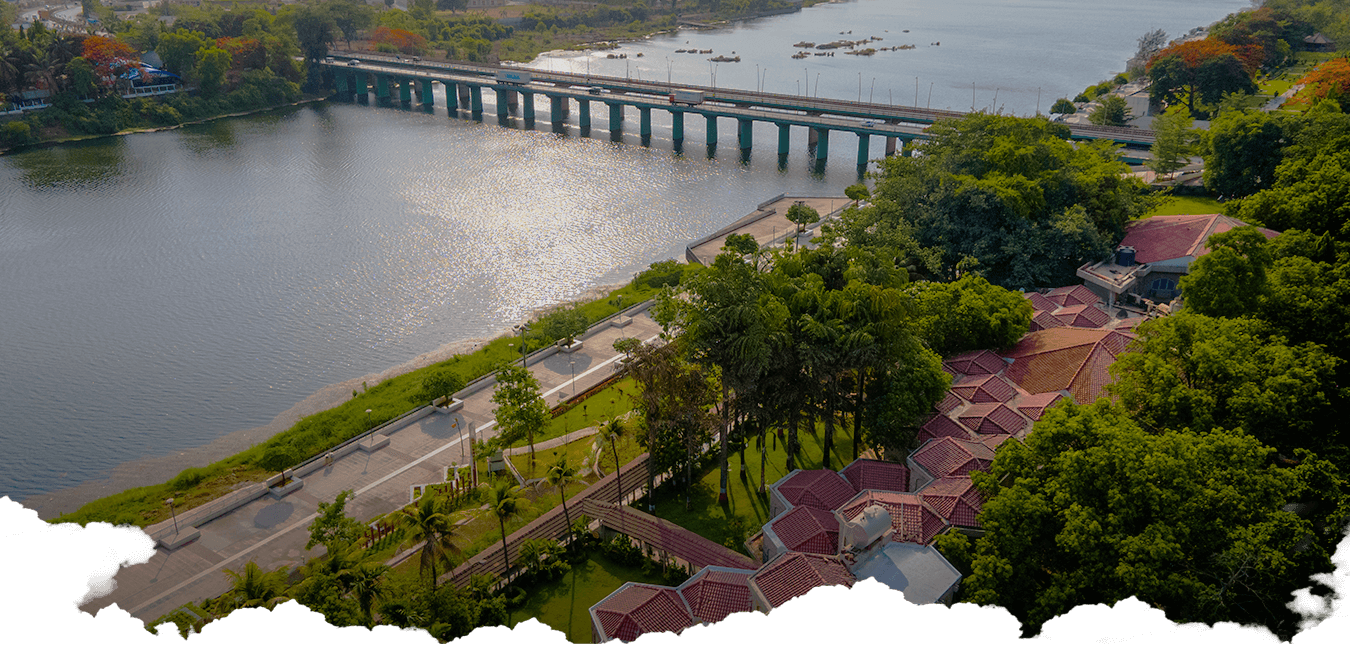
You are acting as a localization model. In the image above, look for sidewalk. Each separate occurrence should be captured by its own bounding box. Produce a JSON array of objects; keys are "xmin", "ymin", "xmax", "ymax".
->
[{"xmin": 81, "ymin": 305, "xmax": 666, "ymax": 624}]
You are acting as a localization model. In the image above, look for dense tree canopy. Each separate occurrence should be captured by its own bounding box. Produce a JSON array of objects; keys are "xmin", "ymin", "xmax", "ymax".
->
[
  {"xmin": 908, "ymin": 274, "xmax": 1032, "ymax": 356},
  {"xmin": 965, "ymin": 401, "xmax": 1338, "ymax": 638},
  {"xmin": 1147, "ymin": 39, "xmax": 1257, "ymax": 116},
  {"xmin": 829, "ymin": 113, "xmax": 1154, "ymax": 288}
]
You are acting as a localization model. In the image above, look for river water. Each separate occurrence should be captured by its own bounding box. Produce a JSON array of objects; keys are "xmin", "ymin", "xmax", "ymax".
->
[{"xmin": 1, "ymin": 0, "xmax": 1247, "ymax": 506}]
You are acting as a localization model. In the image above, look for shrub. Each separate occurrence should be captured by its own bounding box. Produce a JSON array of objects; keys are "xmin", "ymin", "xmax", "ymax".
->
[
  {"xmin": 170, "ymin": 467, "xmax": 208, "ymax": 490},
  {"xmin": 1, "ymin": 120, "xmax": 33, "ymax": 146},
  {"xmin": 635, "ymin": 260, "xmax": 684, "ymax": 289},
  {"xmin": 1050, "ymin": 97, "xmax": 1076, "ymax": 114},
  {"xmin": 259, "ymin": 444, "xmax": 299, "ymax": 472}
]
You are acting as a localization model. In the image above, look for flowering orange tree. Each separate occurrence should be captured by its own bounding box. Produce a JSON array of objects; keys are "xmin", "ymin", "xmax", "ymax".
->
[
  {"xmin": 1147, "ymin": 38, "xmax": 1257, "ymax": 116},
  {"xmin": 370, "ymin": 26, "xmax": 427, "ymax": 55},
  {"xmin": 81, "ymin": 35, "xmax": 140, "ymax": 80},
  {"xmin": 1297, "ymin": 58, "xmax": 1350, "ymax": 111}
]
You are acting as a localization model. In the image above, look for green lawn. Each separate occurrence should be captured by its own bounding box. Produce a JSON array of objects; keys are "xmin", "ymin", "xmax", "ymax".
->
[
  {"xmin": 538, "ymin": 377, "xmax": 639, "ymax": 446},
  {"xmin": 1151, "ymin": 196, "xmax": 1224, "ymax": 216},
  {"xmin": 507, "ymin": 553, "xmax": 680, "ymax": 644},
  {"xmin": 647, "ymin": 419, "xmax": 860, "ymax": 553}
]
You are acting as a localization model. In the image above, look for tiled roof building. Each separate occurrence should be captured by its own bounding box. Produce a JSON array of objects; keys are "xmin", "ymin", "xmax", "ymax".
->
[
  {"xmin": 951, "ymin": 373, "xmax": 1018, "ymax": 403},
  {"xmin": 590, "ymin": 583, "xmax": 695, "ymax": 643},
  {"xmin": 838, "ymin": 491, "xmax": 949, "ymax": 546},
  {"xmin": 957, "ymin": 403, "xmax": 1026, "ymax": 436},
  {"xmin": 677, "ymin": 567, "xmax": 757, "ymax": 625},
  {"xmin": 917, "ymin": 413, "xmax": 974, "ymax": 444},
  {"xmin": 1000, "ymin": 327, "xmax": 1132, "ymax": 404},
  {"xmin": 749, "ymin": 552, "xmax": 855, "ymax": 609},
  {"xmin": 768, "ymin": 468, "xmax": 857, "ymax": 518},
  {"xmin": 841, "ymin": 458, "xmax": 910, "ymax": 494},
  {"xmin": 918, "ymin": 476, "xmax": 985, "ymax": 528},
  {"xmin": 908, "ymin": 435, "xmax": 1005, "ymax": 487},
  {"xmin": 944, "ymin": 349, "xmax": 1008, "ymax": 375},
  {"xmin": 763, "ymin": 506, "xmax": 841, "ymax": 559}
]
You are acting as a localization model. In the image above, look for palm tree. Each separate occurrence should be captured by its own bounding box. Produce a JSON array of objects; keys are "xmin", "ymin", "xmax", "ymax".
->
[
  {"xmin": 348, "ymin": 563, "xmax": 388, "ymax": 626},
  {"xmin": 599, "ymin": 417, "xmax": 627, "ymax": 502},
  {"xmin": 488, "ymin": 482, "xmax": 523, "ymax": 579},
  {"xmin": 397, "ymin": 494, "xmax": 461, "ymax": 592},
  {"xmin": 219, "ymin": 561, "xmax": 289, "ymax": 613},
  {"xmin": 545, "ymin": 457, "xmax": 578, "ymax": 545}
]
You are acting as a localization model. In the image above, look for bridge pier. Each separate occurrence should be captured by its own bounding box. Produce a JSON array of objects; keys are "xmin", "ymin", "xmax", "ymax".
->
[
  {"xmin": 706, "ymin": 115, "xmax": 717, "ymax": 146},
  {"xmin": 608, "ymin": 102, "xmax": 622, "ymax": 132},
  {"xmin": 495, "ymin": 88, "xmax": 510, "ymax": 117},
  {"xmin": 522, "ymin": 91, "xmax": 535, "ymax": 121},
  {"xmin": 375, "ymin": 74, "xmax": 390, "ymax": 102},
  {"xmin": 738, "ymin": 118, "xmax": 752, "ymax": 151},
  {"xmin": 353, "ymin": 73, "xmax": 367, "ymax": 99},
  {"xmin": 335, "ymin": 71, "xmax": 349, "ymax": 97},
  {"xmin": 549, "ymin": 95, "xmax": 566, "ymax": 124},
  {"xmin": 420, "ymin": 79, "xmax": 434, "ymax": 106},
  {"xmin": 399, "ymin": 78, "xmax": 412, "ymax": 104},
  {"xmin": 639, "ymin": 107, "xmax": 651, "ymax": 137},
  {"xmin": 579, "ymin": 99, "xmax": 591, "ymax": 129},
  {"xmin": 814, "ymin": 127, "xmax": 829, "ymax": 160},
  {"xmin": 778, "ymin": 124, "xmax": 790, "ymax": 156},
  {"xmin": 857, "ymin": 134, "xmax": 870, "ymax": 167},
  {"xmin": 671, "ymin": 111, "xmax": 684, "ymax": 142},
  {"xmin": 457, "ymin": 84, "xmax": 470, "ymax": 110},
  {"xmin": 469, "ymin": 85, "xmax": 483, "ymax": 115}
]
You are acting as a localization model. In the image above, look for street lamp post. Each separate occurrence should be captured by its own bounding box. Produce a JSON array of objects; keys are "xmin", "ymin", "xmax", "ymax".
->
[
  {"xmin": 513, "ymin": 323, "xmax": 529, "ymax": 367},
  {"xmin": 365, "ymin": 408, "xmax": 373, "ymax": 444},
  {"xmin": 165, "ymin": 498, "xmax": 179, "ymax": 536}
]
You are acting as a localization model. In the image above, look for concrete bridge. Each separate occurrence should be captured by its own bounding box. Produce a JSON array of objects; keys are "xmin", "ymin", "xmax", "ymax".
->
[{"xmin": 320, "ymin": 54, "xmax": 1155, "ymax": 166}]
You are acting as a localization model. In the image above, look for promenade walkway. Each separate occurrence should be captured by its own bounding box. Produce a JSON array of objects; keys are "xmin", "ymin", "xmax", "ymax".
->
[{"xmin": 81, "ymin": 304, "xmax": 666, "ymax": 624}]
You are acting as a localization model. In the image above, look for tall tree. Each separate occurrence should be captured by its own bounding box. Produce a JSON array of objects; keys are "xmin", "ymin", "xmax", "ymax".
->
[
  {"xmin": 348, "ymin": 563, "xmax": 388, "ymax": 626},
  {"xmin": 545, "ymin": 457, "xmax": 578, "ymax": 544},
  {"xmin": 306, "ymin": 489, "xmax": 364, "ymax": 551},
  {"xmin": 599, "ymin": 417, "xmax": 628, "ymax": 501},
  {"xmin": 1148, "ymin": 111, "xmax": 1198, "ymax": 178},
  {"xmin": 908, "ymin": 274, "xmax": 1032, "ymax": 357},
  {"xmin": 1203, "ymin": 110, "xmax": 1285, "ymax": 198},
  {"xmin": 491, "ymin": 363, "xmax": 550, "ymax": 464},
  {"xmin": 398, "ymin": 493, "xmax": 462, "ymax": 591},
  {"xmin": 218, "ymin": 561, "xmax": 289, "ymax": 614},
  {"xmin": 1177, "ymin": 226, "xmax": 1274, "ymax": 317},
  {"xmin": 1147, "ymin": 39, "xmax": 1256, "ymax": 116},
  {"xmin": 1088, "ymin": 94, "xmax": 1130, "ymax": 126},
  {"xmin": 488, "ymin": 482, "xmax": 523, "ymax": 577},
  {"xmin": 963, "ymin": 400, "xmax": 1337, "ymax": 639}
]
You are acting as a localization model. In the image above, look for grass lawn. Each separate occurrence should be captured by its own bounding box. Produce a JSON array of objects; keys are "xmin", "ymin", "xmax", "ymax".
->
[
  {"xmin": 1151, "ymin": 196, "xmax": 1224, "ymax": 216},
  {"xmin": 647, "ymin": 419, "xmax": 860, "ymax": 553},
  {"xmin": 506, "ymin": 553, "xmax": 681, "ymax": 644},
  {"xmin": 538, "ymin": 377, "xmax": 639, "ymax": 446}
]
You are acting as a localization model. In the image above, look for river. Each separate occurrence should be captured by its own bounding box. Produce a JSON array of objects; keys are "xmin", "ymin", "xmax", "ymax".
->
[{"xmin": 1, "ymin": 0, "xmax": 1247, "ymax": 510}]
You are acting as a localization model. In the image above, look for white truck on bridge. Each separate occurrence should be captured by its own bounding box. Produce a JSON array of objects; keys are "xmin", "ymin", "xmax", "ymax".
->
[
  {"xmin": 669, "ymin": 90, "xmax": 706, "ymax": 106},
  {"xmin": 495, "ymin": 70, "xmax": 533, "ymax": 85}
]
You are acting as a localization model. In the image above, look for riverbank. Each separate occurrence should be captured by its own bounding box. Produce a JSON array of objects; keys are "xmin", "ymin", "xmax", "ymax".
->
[
  {"xmin": 24, "ymin": 279, "xmax": 643, "ymax": 522},
  {"xmin": 0, "ymin": 94, "xmax": 331, "ymax": 157}
]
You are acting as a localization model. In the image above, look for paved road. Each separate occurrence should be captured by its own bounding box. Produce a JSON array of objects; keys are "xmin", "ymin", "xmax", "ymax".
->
[{"xmin": 81, "ymin": 306, "xmax": 665, "ymax": 624}]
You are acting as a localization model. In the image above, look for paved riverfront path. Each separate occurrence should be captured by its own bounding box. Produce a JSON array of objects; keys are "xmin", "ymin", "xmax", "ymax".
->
[{"xmin": 81, "ymin": 308, "xmax": 666, "ymax": 624}]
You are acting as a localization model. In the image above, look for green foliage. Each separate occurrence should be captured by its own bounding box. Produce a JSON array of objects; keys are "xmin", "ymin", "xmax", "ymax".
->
[
  {"xmin": 784, "ymin": 201, "xmax": 820, "ymax": 233},
  {"xmin": 1049, "ymin": 97, "xmax": 1076, "ymax": 114},
  {"xmin": 194, "ymin": 46, "xmax": 232, "ymax": 97},
  {"xmin": 1203, "ymin": 110, "xmax": 1286, "ymax": 197},
  {"xmin": 537, "ymin": 302, "xmax": 589, "ymax": 345},
  {"xmin": 722, "ymin": 233, "xmax": 759, "ymax": 256},
  {"xmin": 157, "ymin": 29, "xmax": 210, "ymax": 76},
  {"xmin": 307, "ymin": 489, "xmax": 365, "ymax": 551},
  {"xmin": 634, "ymin": 259, "xmax": 686, "ymax": 289},
  {"xmin": 844, "ymin": 183, "xmax": 870, "ymax": 202},
  {"xmin": 491, "ymin": 363, "xmax": 550, "ymax": 459},
  {"xmin": 1, "ymin": 120, "xmax": 33, "ymax": 147},
  {"xmin": 1088, "ymin": 94, "xmax": 1130, "ymax": 126},
  {"xmin": 909, "ymin": 275, "xmax": 1033, "ymax": 356},
  {"xmin": 1178, "ymin": 226, "xmax": 1274, "ymax": 317},
  {"xmin": 1148, "ymin": 110, "xmax": 1198, "ymax": 177},
  {"xmin": 1108, "ymin": 312, "xmax": 1342, "ymax": 456},
  {"xmin": 169, "ymin": 467, "xmax": 208, "ymax": 491},
  {"xmin": 963, "ymin": 400, "xmax": 1325, "ymax": 638},
  {"xmin": 1231, "ymin": 141, "xmax": 1350, "ymax": 238},
  {"xmin": 517, "ymin": 538, "xmax": 569, "ymax": 581},
  {"xmin": 420, "ymin": 368, "xmax": 465, "ymax": 402},
  {"xmin": 258, "ymin": 443, "xmax": 300, "ymax": 472}
]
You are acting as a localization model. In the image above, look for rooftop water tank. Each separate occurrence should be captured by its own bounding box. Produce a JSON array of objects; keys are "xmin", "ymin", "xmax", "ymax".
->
[{"xmin": 1116, "ymin": 245, "xmax": 1136, "ymax": 267}]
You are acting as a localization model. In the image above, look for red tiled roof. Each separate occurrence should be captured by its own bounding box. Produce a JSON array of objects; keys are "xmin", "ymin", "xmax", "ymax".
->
[
  {"xmin": 918, "ymin": 476, "xmax": 985, "ymax": 528},
  {"xmin": 1000, "ymin": 327, "xmax": 1130, "ymax": 404},
  {"xmin": 775, "ymin": 470, "xmax": 858, "ymax": 512},
  {"xmin": 839, "ymin": 491, "xmax": 948, "ymax": 545},
  {"xmin": 944, "ymin": 349, "xmax": 1008, "ymax": 375},
  {"xmin": 951, "ymin": 374, "xmax": 1018, "ymax": 404},
  {"xmin": 957, "ymin": 403, "xmax": 1027, "ymax": 436},
  {"xmin": 1025, "ymin": 291, "xmax": 1058, "ymax": 312},
  {"xmin": 1030, "ymin": 310, "xmax": 1067, "ymax": 332},
  {"xmin": 1015, "ymin": 392, "xmax": 1064, "ymax": 421},
  {"xmin": 1119, "ymin": 214, "xmax": 1280, "ymax": 265},
  {"xmin": 593, "ymin": 584, "xmax": 694, "ymax": 642},
  {"xmin": 841, "ymin": 458, "xmax": 910, "ymax": 494},
  {"xmin": 583, "ymin": 501, "xmax": 760, "ymax": 571},
  {"xmin": 918, "ymin": 413, "xmax": 974, "ymax": 444},
  {"xmin": 678, "ymin": 568, "xmax": 754, "ymax": 624},
  {"xmin": 770, "ymin": 506, "xmax": 840, "ymax": 556},
  {"xmin": 1114, "ymin": 316, "xmax": 1145, "ymax": 332},
  {"xmin": 751, "ymin": 553, "xmax": 855, "ymax": 609},
  {"xmin": 910, "ymin": 436, "xmax": 998, "ymax": 479},
  {"xmin": 936, "ymin": 390, "xmax": 964, "ymax": 413},
  {"xmin": 1054, "ymin": 304, "xmax": 1110, "ymax": 328},
  {"xmin": 1045, "ymin": 285, "xmax": 1100, "ymax": 307}
]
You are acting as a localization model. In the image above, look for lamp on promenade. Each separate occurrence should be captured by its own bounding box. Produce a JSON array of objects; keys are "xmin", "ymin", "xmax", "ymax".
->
[
  {"xmin": 365, "ymin": 408, "xmax": 373, "ymax": 444},
  {"xmin": 165, "ymin": 498, "xmax": 179, "ymax": 536},
  {"xmin": 569, "ymin": 358, "xmax": 577, "ymax": 398},
  {"xmin": 513, "ymin": 323, "xmax": 529, "ymax": 367}
]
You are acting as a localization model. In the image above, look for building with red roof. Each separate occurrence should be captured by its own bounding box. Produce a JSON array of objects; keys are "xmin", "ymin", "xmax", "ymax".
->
[
  {"xmin": 1045, "ymin": 284, "xmax": 1100, "ymax": 307},
  {"xmin": 768, "ymin": 468, "xmax": 858, "ymax": 518},
  {"xmin": 917, "ymin": 413, "xmax": 975, "ymax": 444},
  {"xmin": 1054, "ymin": 303, "xmax": 1111, "ymax": 328},
  {"xmin": 918, "ymin": 476, "xmax": 985, "ymax": 529},
  {"xmin": 908, "ymin": 435, "xmax": 1003, "ymax": 488},
  {"xmin": 749, "ymin": 552, "xmax": 856, "ymax": 609},
  {"xmin": 590, "ymin": 583, "xmax": 696, "ymax": 643},
  {"xmin": 957, "ymin": 403, "xmax": 1026, "ymax": 436},
  {"xmin": 944, "ymin": 349, "xmax": 1008, "ymax": 375},
  {"xmin": 677, "ymin": 566, "xmax": 758, "ymax": 625},
  {"xmin": 951, "ymin": 373, "xmax": 1018, "ymax": 403},
  {"xmin": 841, "ymin": 457, "xmax": 910, "ymax": 494},
  {"xmin": 762, "ymin": 505, "xmax": 841, "ymax": 560},
  {"xmin": 837, "ymin": 490, "xmax": 949, "ymax": 546},
  {"xmin": 1029, "ymin": 309, "xmax": 1068, "ymax": 332},
  {"xmin": 1000, "ymin": 327, "xmax": 1132, "ymax": 405},
  {"xmin": 1076, "ymin": 214, "xmax": 1279, "ymax": 306},
  {"xmin": 1014, "ymin": 392, "xmax": 1064, "ymax": 420}
]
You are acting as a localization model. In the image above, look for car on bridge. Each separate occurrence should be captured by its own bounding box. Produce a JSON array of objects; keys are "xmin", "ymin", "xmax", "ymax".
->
[{"xmin": 347, "ymin": 59, "xmax": 359, "ymax": 66}]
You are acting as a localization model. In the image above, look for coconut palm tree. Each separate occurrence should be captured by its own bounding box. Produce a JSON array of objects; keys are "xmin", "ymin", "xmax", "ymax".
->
[
  {"xmin": 545, "ymin": 457, "xmax": 578, "ymax": 545},
  {"xmin": 348, "ymin": 563, "xmax": 388, "ymax": 626},
  {"xmin": 599, "ymin": 417, "xmax": 627, "ymax": 502},
  {"xmin": 219, "ymin": 561, "xmax": 289, "ymax": 614},
  {"xmin": 397, "ymin": 493, "xmax": 461, "ymax": 592},
  {"xmin": 487, "ymin": 482, "xmax": 523, "ymax": 578}
]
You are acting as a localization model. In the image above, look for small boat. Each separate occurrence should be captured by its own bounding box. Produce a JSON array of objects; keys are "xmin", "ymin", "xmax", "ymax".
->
[
  {"xmin": 792, "ymin": 52, "xmax": 809, "ymax": 59},
  {"xmin": 699, "ymin": 49, "xmax": 713, "ymax": 54},
  {"xmin": 709, "ymin": 55, "xmax": 741, "ymax": 62},
  {"xmin": 793, "ymin": 41, "xmax": 815, "ymax": 48}
]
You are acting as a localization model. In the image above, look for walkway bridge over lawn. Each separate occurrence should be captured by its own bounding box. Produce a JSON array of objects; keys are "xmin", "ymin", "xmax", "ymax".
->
[{"xmin": 320, "ymin": 54, "xmax": 1156, "ymax": 167}]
